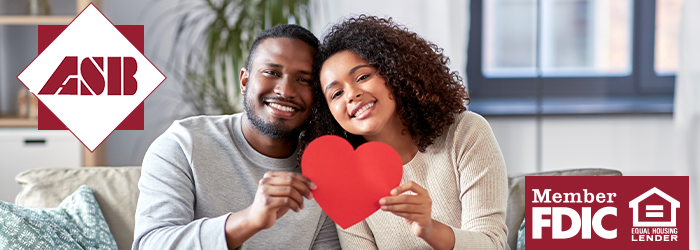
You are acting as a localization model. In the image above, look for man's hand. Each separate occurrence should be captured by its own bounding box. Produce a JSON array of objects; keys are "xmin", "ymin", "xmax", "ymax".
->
[
  {"xmin": 246, "ymin": 171, "xmax": 318, "ymax": 229},
  {"xmin": 225, "ymin": 171, "xmax": 317, "ymax": 249}
]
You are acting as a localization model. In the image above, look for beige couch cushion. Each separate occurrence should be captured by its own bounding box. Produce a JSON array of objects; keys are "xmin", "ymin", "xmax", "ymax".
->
[
  {"xmin": 505, "ymin": 168, "xmax": 622, "ymax": 250},
  {"xmin": 14, "ymin": 167, "xmax": 141, "ymax": 250}
]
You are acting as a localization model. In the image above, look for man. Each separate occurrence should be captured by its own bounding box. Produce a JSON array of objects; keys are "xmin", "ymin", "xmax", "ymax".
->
[{"xmin": 133, "ymin": 25, "xmax": 340, "ymax": 249}]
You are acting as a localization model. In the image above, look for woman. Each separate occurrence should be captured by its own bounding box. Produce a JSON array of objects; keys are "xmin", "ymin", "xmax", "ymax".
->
[{"xmin": 299, "ymin": 15, "xmax": 508, "ymax": 250}]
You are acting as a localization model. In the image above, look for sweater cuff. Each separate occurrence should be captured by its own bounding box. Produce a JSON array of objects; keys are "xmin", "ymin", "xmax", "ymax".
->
[
  {"xmin": 200, "ymin": 212, "xmax": 232, "ymax": 249},
  {"xmin": 450, "ymin": 225, "xmax": 500, "ymax": 250},
  {"xmin": 451, "ymin": 225, "xmax": 471, "ymax": 250}
]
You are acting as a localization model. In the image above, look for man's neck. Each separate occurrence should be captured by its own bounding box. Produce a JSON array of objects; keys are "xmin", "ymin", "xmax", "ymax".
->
[{"xmin": 240, "ymin": 113, "xmax": 298, "ymax": 158}]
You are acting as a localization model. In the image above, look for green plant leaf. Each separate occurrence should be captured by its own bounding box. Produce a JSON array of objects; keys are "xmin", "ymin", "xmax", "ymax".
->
[{"xmin": 157, "ymin": 0, "xmax": 310, "ymax": 114}]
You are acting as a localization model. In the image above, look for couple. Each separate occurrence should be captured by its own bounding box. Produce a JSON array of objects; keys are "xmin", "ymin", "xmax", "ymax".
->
[{"xmin": 133, "ymin": 15, "xmax": 508, "ymax": 250}]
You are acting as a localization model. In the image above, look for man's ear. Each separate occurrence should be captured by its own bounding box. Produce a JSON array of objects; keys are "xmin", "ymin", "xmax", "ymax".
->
[{"xmin": 240, "ymin": 67, "xmax": 249, "ymax": 94}]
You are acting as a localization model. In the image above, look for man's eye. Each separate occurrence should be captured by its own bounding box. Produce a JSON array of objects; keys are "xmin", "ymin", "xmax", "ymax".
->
[
  {"xmin": 263, "ymin": 70, "xmax": 279, "ymax": 76},
  {"xmin": 331, "ymin": 90, "xmax": 344, "ymax": 100},
  {"xmin": 298, "ymin": 78, "xmax": 311, "ymax": 83}
]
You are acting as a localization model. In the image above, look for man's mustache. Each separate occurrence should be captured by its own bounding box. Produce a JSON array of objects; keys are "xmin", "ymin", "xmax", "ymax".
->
[{"xmin": 262, "ymin": 96, "xmax": 306, "ymax": 111}]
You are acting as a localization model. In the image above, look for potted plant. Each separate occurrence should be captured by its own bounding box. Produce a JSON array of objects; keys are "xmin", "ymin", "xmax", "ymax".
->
[{"xmin": 166, "ymin": 0, "xmax": 311, "ymax": 114}]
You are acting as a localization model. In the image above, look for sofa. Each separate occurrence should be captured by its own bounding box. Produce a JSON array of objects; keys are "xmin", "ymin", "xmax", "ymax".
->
[
  {"xmin": 13, "ymin": 167, "xmax": 621, "ymax": 250},
  {"xmin": 14, "ymin": 167, "xmax": 141, "ymax": 250}
]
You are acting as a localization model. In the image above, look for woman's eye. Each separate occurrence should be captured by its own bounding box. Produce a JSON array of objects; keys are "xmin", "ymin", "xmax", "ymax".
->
[
  {"xmin": 331, "ymin": 90, "xmax": 344, "ymax": 100},
  {"xmin": 358, "ymin": 74, "xmax": 370, "ymax": 82}
]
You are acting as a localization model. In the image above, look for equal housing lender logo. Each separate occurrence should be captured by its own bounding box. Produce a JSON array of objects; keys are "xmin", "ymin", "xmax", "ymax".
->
[
  {"xmin": 526, "ymin": 176, "xmax": 689, "ymax": 249},
  {"xmin": 17, "ymin": 4, "xmax": 165, "ymax": 151}
]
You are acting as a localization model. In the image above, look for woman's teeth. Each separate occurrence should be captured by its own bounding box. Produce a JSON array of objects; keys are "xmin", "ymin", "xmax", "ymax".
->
[
  {"xmin": 355, "ymin": 102, "xmax": 374, "ymax": 116},
  {"xmin": 269, "ymin": 103, "xmax": 295, "ymax": 112}
]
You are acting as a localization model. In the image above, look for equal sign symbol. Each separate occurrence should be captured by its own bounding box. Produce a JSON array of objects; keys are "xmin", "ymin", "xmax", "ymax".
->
[{"xmin": 646, "ymin": 205, "xmax": 664, "ymax": 217}]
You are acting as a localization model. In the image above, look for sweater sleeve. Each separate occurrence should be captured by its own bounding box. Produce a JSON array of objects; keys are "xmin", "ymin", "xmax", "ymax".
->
[
  {"xmin": 337, "ymin": 220, "xmax": 379, "ymax": 250},
  {"xmin": 311, "ymin": 213, "xmax": 342, "ymax": 250},
  {"xmin": 451, "ymin": 113, "xmax": 510, "ymax": 250},
  {"xmin": 132, "ymin": 122, "xmax": 229, "ymax": 250}
]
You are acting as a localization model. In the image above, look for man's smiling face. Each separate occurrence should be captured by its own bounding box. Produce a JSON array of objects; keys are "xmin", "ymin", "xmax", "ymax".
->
[{"xmin": 241, "ymin": 37, "xmax": 316, "ymax": 139}]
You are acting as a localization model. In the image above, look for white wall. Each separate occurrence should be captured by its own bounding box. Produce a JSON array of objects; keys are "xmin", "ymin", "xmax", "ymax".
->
[
  {"xmin": 311, "ymin": 0, "xmax": 469, "ymax": 83},
  {"xmin": 100, "ymin": 0, "xmax": 195, "ymax": 166},
  {"xmin": 487, "ymin": 114, "xmax": 678, "ymax": 176}
]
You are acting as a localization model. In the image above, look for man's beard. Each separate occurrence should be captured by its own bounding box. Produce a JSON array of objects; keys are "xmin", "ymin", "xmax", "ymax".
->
[{"xmin": 243, "ymin": 90, "xmax": 303, "ymax": 140}]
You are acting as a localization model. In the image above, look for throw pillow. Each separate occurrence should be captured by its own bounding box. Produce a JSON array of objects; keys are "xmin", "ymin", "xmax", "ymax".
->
[
  {"xmin": 0, "ymin": 185, "xmax": 117, "ymax": 250},
  {"xmin": 517, "ymin": 218, "xmax": 526, "ymax": 250}
]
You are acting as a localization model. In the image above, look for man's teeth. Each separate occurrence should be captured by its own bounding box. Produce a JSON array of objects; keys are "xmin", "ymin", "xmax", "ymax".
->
[
  {"xmin": 269, "ymin": 103, "xmax": 295, "ymax": 112},
  {"xmin": 355, "ymin": 103, "xmax": 374, "ymax": 116}
]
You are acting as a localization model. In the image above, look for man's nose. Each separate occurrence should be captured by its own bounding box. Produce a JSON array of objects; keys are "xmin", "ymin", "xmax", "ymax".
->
[{"xmin": 273, "ymin": 76, "xmax": 297, "ymax": 98}]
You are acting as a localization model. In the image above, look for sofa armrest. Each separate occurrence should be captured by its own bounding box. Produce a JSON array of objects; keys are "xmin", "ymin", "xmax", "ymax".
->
[{"xmin": 505, "ymin": 168, "xmax": 622, "ymax": 250}]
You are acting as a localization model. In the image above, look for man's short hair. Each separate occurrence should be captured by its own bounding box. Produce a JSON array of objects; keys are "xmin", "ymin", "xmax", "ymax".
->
[{"xmin": 245, "ymin": 24, "xmax": 319, "ymax": 70}]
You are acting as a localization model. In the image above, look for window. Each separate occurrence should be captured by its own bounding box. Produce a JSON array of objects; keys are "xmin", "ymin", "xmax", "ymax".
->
[{"xmin": 467, "ymin": 0, "xmax": 682, "ymax": 115}]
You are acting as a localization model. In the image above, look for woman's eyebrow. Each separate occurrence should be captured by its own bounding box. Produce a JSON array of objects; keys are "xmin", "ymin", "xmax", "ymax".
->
[
  {"xmin": 349, "ymin": 64, "xmax": 370, "ymax": 75},
  {"xmin": 324, "ymin": 80, "xmax": 339, "ymax": 95},
  {"xmin": 323, "ymin": 65, "xmax": 371, "ymax": 95}
]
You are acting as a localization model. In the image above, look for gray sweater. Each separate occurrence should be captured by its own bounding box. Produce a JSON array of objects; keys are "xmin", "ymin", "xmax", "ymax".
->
[{"xmin": 132, "ymin": 113, "xmax": 340, "ymax": 250}]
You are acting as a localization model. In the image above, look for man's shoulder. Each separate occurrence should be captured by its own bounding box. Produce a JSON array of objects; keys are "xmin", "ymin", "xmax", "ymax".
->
[
  {"xmin": 163, "ymin": 114, "xmax": 239, "ymax": 139},
  {"xmin": 175, "ymin": 113, "xmax": 239, "ymax": 130},
  {"xmin": 150, "ymin": 113, "xmax": 240, "ymax": 153},
  {"xmin": 144, "ymin": 113, "xmax": 243, "ymax": 170}
]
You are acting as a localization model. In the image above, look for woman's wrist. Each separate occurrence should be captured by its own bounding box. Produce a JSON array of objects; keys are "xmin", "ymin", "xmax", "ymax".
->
[
  {"xmin": 419, "ymin": 219, "xmax": 456, "ymax": 250},
  {"xmin": 416, "ymin": 219, "xmax": 435, "ymax": 239}
]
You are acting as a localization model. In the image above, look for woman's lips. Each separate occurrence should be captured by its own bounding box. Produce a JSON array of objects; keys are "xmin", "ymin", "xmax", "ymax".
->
[{"xmin": 352, "ymin": 101, "xmax": 376, "ymax": 120}]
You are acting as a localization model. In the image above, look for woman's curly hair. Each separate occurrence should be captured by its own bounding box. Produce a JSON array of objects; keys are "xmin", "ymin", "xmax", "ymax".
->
[{"xmin": 298, "ymin": 15, "xmax": 469, "ymax": 161}]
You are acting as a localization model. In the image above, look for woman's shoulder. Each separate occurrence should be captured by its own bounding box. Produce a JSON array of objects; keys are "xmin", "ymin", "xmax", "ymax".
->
[
  {"xmin": 425, "ymin": 111, "xmax": 490, "ymax": 151},
  {"xmin": 450, "ymin": 111, "xmax": 492, "ymax": 136}
]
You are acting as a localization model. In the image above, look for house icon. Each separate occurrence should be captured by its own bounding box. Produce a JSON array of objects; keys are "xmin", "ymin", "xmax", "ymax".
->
[{"xmin": 629, "ymin": 187, "xmax": 680, "ymax": 227}]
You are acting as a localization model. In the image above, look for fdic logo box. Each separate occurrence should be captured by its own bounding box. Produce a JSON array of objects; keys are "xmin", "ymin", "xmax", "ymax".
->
[{"xmin": 525, "ymin": 176, "xmax": 688, "ymax": 250}]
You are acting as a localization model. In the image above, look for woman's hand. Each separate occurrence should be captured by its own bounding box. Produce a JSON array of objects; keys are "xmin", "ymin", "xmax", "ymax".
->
[
  {"xmin": 379, "ymin": 181, "xmax": 434, "ymax": 238},
  {"xmin": 379, "ymin": 181, "xmax": 456, "ymax": 250}
]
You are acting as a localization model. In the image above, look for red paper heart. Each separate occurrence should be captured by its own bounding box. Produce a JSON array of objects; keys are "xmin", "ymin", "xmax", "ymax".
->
[{"xmin": 302, "ymin": 135, "xmax": 403, "ymax": 229}]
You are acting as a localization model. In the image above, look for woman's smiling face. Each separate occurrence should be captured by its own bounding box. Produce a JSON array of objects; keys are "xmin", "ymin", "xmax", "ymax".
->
[{"xmin": 319, "ymin": 50, "xmax": 401, "ymax": 137}]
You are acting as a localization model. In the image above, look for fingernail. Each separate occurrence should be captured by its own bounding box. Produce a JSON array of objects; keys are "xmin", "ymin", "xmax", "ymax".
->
[
  {"xmin": 381, "ymin": 206, "xmax": 387, "ymax": 210},
  {"xmin": 310, "ymin": 182, "xmax": 318, "ymax": 190},
  {"xmin": 379, "ymin": 198, "xmax": 385, "ymax": 205},
  {"xmin": 309, "ymin": 192, "xmax": 314, "ymax": 199}
]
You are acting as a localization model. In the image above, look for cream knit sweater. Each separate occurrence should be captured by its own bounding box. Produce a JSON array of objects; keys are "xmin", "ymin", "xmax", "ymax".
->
[{"xmin": 337, "ymin": 111, "xmax": 509, "ymax": 250}]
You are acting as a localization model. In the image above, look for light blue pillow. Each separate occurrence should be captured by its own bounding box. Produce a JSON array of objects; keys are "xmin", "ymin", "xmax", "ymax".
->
[
  {"xmin": 517, "ymin": 218, "xmax": 526, "ymax": 250},
  {"xmin": 0, "ymin": 185, "xmax": 117, "ymax": 250}
]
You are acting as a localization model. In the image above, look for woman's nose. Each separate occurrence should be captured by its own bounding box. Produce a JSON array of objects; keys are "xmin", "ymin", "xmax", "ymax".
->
[{"xmin": 346, "ymin": 85, "xmax": 363, "ymax": 102}]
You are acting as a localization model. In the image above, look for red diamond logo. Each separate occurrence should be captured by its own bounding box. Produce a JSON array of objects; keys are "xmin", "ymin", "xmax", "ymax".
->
[{"xmin": 17, "ymin": 4, "xmax": 165, "ymax": 152}]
